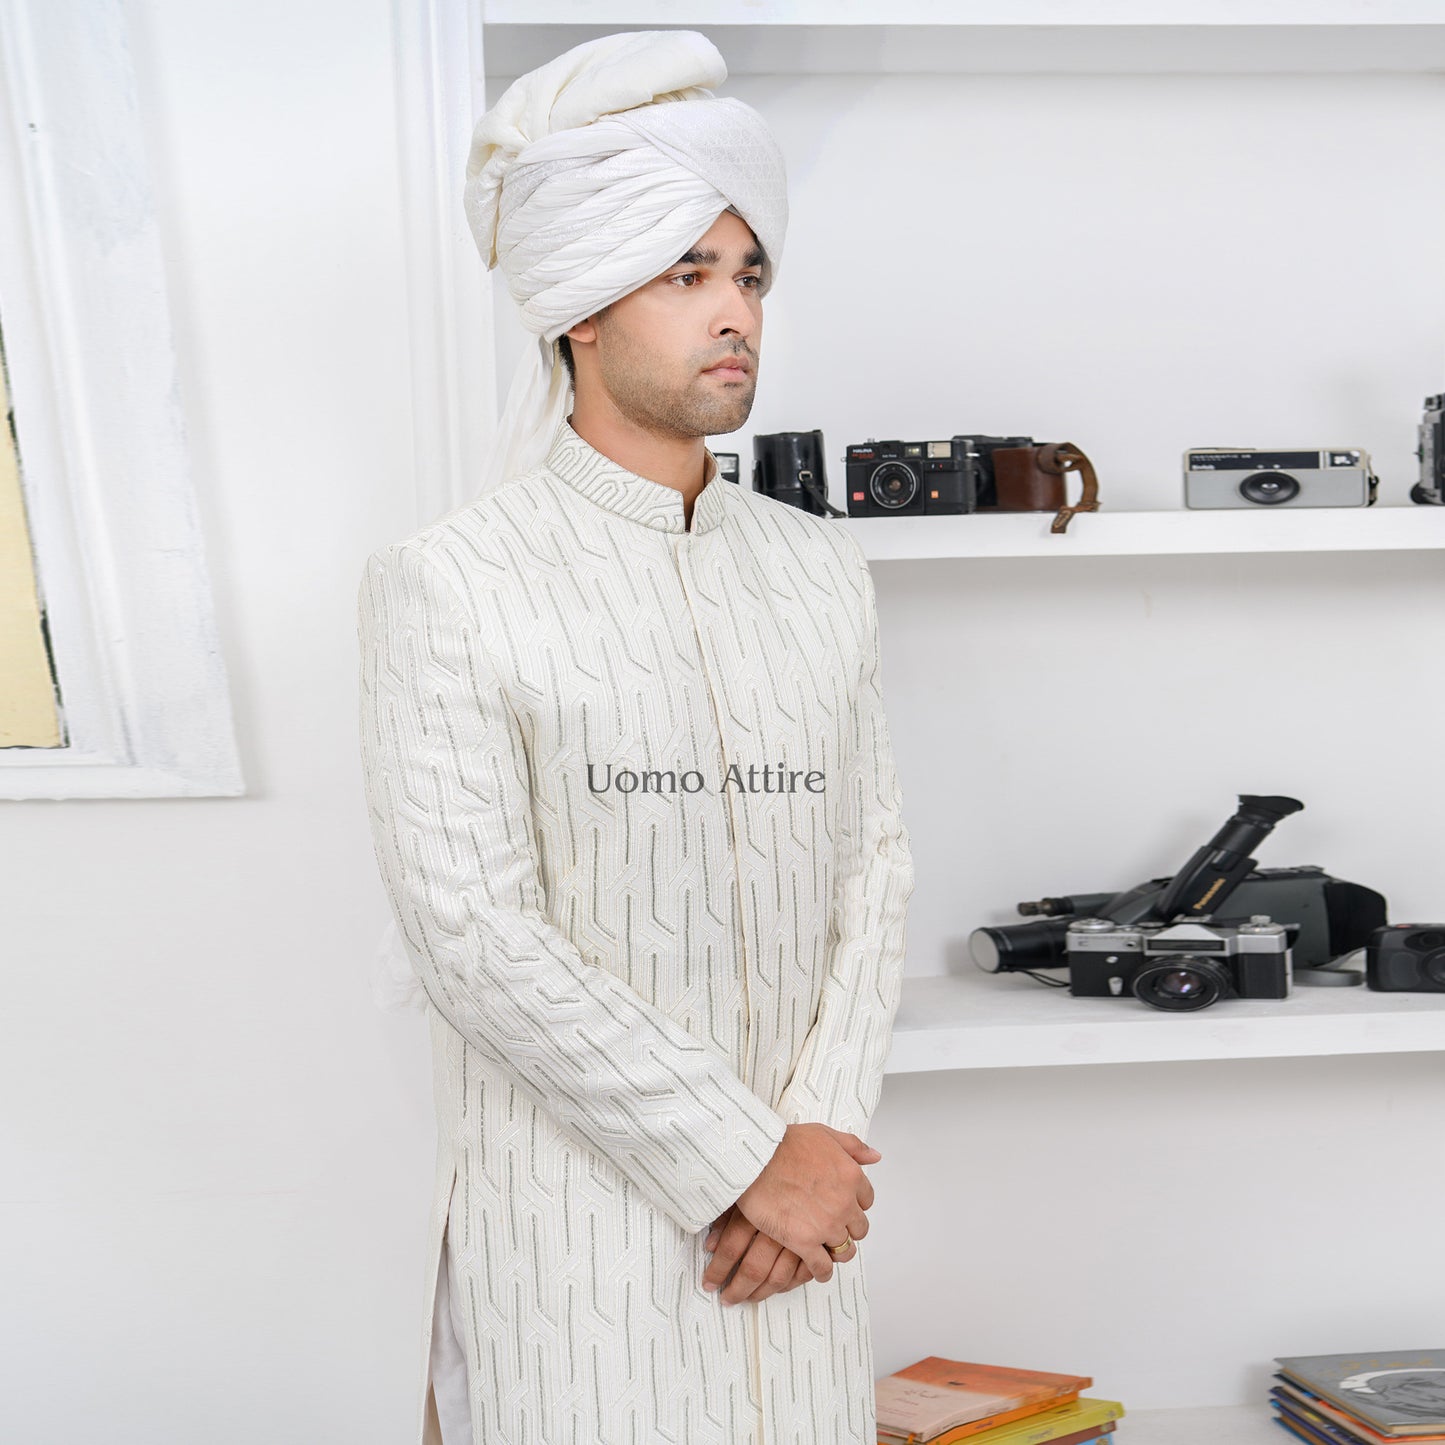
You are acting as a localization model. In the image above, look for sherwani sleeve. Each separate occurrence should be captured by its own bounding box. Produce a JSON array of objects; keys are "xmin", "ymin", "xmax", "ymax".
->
[
  {"xmin": 775, "ymin": 546, "xmax": 915, "ymax": 1140},
  {"xmin": 357, "ymin": 539, "xmax": 788, "ymax": 1234}
]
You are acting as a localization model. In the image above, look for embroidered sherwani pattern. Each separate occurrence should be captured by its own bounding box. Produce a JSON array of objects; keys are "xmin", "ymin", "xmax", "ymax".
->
[{"xmin": 357, "ymin": 417, "xmax": 914, "ymax": 1444}]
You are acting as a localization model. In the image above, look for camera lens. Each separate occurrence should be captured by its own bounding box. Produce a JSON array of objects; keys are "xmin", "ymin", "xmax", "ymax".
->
[
  {"xmin": 1422, "ymin": 951, "xmax": 1445, "ymax": 988},
  {"xmin": 869, "ymin": 461, "xmax": 918, "ymax": 510},
  {"xmin": 1131, "ymin": 955, "xmax": 1230, "ymax": 1011},
  {"xmin": 969, "ymin": 919, "xmax": 1071, "ymax": 973},
  {"xmin": 1239, "ymin": 471, "xmax": 1300, "ymax": 505}
]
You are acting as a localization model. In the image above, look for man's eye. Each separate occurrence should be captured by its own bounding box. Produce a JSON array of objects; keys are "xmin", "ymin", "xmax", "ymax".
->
[{"xmin": 669, "ymin": 273, "xmax": 763, "ymax": 288}]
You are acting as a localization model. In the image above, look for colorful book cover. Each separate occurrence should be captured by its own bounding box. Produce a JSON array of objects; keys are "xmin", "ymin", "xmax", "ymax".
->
[
  {"xmin": 879, "ymin": 1396, "xmax": 1125, "ymax": 1445},
  {"xmin": 876, "ymin": 1359, "xmax": 1092, "ymax": 1444},
  {"xmin": 979, "ymin": 1421, "xmax": 1116, "ymax": 1445},
  {"xmin": 1273, "ymin": 1381, "xmax": 1445, "ymax": 1445},
  {"xmin": 1275, "ymin": 1412, "xmax": 1341, "ymax": 1445},
  {"xmin": 1274, "ymin": 1395, "xmax": 1374, "ymax": 1445},
  {"xmin": 1276, "ymin": 1352, "xmax": 1445, "ymax": 1436}
]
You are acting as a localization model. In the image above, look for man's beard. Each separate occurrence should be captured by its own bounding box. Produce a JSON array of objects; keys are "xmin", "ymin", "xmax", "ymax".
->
[{"xmin": 596, "ymin": 333, "xmax": 755, "ymax": 439}]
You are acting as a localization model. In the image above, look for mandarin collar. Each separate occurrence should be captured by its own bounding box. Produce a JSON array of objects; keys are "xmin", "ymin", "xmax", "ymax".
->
[{"xmin": 543, "ymin": 416, "xmax": 730, "ymax": 535}]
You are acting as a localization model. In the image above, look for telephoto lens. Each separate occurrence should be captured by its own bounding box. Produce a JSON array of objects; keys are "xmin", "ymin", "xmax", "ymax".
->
[{"xmin": 969, "ymin": 918, "xmax": 1072, "ymax": 974}]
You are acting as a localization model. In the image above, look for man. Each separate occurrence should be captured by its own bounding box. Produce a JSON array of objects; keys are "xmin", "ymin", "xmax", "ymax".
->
[{"xmin": 357, "ymin": 29, "xmax": 914, "ymax": 1445}]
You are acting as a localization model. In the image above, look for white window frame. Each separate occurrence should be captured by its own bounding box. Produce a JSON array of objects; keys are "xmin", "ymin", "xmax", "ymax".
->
[{"xmin": 0, "ymin": 0, "xmax": 243, "ymax": 798}]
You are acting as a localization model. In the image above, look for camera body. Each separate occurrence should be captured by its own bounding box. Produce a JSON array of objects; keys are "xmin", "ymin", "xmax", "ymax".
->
[
  {"xmin": 844, "ymin": 437, "xmax": 970, "ymax": 515},
  {"xmin": 1065, "ymin": 915, "xmax": 1292, "ymax": 1011},
  {"xmin": 1183, "ymin": 448, "xmax": 1378, "ymax": 509},
  {"xmin": 844, "ymin": 435, "xmax": 1033, "ymax": 516},
  {"xmin": 1411, "ymin": 395, "xmax": 1444, "ymax": 505},
  {"xmin": 1365, "ymin": 923, "xmax": 1445, "ymax": 991}
]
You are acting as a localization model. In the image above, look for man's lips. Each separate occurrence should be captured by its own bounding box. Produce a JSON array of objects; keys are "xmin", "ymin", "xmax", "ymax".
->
[{"xmin": 703, "ymin": 360, "xmax": 751, "ymax": 379}]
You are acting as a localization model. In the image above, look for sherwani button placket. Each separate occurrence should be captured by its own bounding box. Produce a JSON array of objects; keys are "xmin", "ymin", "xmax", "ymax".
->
[{"xmin": 673, "ymin": 524, "xmax": 768, "ymax": 1444}]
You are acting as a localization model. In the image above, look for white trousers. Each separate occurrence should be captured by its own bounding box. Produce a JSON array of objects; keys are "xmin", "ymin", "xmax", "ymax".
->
[{"xmin": 428, "ymin": 1227, "xmax": 472, "ymax": 1445}]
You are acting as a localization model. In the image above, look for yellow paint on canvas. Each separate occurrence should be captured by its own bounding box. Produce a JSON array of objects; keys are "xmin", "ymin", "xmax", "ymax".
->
[{"xmin": 0, "ymin": 341, "xmax": 62, "ymax": 747}]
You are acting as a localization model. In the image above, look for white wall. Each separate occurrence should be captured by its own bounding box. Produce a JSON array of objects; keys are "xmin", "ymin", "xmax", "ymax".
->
[
  {"xmin": 3, "ymin": 2, "xmax": 435, "ymax": 1441},
  {"xmin": 4, "ymin": 15, "xmax": 1443, "ymax": 1443}
]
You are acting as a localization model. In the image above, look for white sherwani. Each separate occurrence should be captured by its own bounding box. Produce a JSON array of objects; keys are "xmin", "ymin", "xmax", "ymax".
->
[{"xmin": 357, "ymin": 415, "xmax": 914, "ymax": 1445}]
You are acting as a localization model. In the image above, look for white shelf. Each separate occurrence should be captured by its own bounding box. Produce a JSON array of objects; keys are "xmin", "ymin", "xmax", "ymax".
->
[
  {"xmin": 885, "ymin": 969, "xmax": 1445, "ymax": 1072},
  {"xmin": 1122, "ymin": 1403, "xmax": 1281, "ymax": 1443},
  {"xmin": 839, "ymin": 505, "xmax": 1445, "ymax": 561},
  {"xmin": 485, "ymin": 2, "xmax": 1445, "ymax": 19},
  {"xmin": 483, "ymin": 4, "xmax": 1445, "ymax": 76}
]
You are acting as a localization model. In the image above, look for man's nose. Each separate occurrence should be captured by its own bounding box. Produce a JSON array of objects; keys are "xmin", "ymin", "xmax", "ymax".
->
[{"xmin": 713, "ymin": 283, "xmax": 758, "ymax": 337}]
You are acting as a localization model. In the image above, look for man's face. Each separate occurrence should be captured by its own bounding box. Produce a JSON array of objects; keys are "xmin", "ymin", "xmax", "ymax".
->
[{"xmin": 567, "ymin": 208, "xmax": 763, "ymax": 439}]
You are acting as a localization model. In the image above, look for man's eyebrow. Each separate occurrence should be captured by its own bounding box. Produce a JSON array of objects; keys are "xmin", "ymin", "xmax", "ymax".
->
[{"xmin": 673, "ymin": 243, "xmax": 764, "ymax": 269}]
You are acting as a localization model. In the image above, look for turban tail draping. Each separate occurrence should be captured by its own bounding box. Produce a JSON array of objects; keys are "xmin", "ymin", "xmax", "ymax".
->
[{"xmin": 371, "ymin": 29, "xmax": 790, "ymax": 1009}]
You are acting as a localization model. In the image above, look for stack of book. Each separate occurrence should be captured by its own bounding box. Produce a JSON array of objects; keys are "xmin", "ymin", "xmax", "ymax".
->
[
  {"xmin": 875, "ymin": 1356, "xmax": 1126, "ymax": 1445},
  {"xmin": 1272, "ymin": 1350, "xmax": 1445, "ymax": 1445}
]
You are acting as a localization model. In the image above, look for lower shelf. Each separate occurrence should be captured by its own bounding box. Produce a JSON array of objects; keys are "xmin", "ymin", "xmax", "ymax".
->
[
  {"xmin": 885, "ymin": 969, "xmax": 1445, "ymax": 1072},
  {"xmin": 1122, "ymin": 1403, "xmax": 1280, "ymax": 1443}
]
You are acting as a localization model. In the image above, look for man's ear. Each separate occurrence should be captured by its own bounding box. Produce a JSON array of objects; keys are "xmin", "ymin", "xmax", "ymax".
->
[{"xmin": 566, "ymin": 316, "xmax": 600, "ymax": 345}]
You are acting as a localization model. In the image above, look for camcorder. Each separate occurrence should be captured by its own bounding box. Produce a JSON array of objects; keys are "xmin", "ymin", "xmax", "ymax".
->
[{"xmin": 968, "ymin": 794, "xmax": 1388, "ymax": 1012}]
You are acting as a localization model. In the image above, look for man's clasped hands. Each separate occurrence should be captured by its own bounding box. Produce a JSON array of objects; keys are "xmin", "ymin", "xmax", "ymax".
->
[{"xmin": 700, "ymin": 1122, "xmax": 880, "ymax": 1307}]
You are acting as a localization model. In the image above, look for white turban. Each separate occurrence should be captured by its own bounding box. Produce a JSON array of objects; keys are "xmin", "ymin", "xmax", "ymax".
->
[
  {"xmin": 462, "ymin": 27, "xmax": 788, "ymax": 498},
  {"xmin": 372, "ymin": 29, "xmax": 790, "ymax": 1011}
]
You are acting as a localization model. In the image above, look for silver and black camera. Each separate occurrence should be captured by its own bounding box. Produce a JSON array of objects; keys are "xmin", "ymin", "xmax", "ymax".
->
[
  {"xmin": 1183, "ymin": 448, "xmax": 1378, "ymax": 508},
  {"xmin": 1065, "ymin": 915, "xmax": 1292, "ymax": 1011},
  {"xmin": 1410, "ymin": 394, "xmax": 1444, "ymax": 505}
]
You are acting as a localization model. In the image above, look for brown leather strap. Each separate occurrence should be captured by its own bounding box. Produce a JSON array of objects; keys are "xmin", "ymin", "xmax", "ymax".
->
[{"xmin": 1037, "ymin": 443, "xmax": 1100, "ymax": 533}]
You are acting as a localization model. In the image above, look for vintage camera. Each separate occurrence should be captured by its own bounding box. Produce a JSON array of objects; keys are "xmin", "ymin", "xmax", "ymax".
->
[
  {"xmin": 960, "ymin": 435, "xmax": 1037, "ymax": 508},
  {"xmin": 753, "ymin": 431, "xmax": 845, "ymax": 516},
  {"xmin": 969, "ymin": 793, "xmax": 1390, "ymax": 1012},
  {"xmin": 1184, "ymin": 448, "xmax": 1378, "ymax": 508},
  {"xmin": 845, "ymin": 437, "xmax": 971, "ymax": 515},
  {"xmin": 844, "ymin": 435, "xmax": 1033, "ymax": 516},
  {"xmin": 1365, "ymin": 923, "xmax": 1445, "ymax": 991},
  {"xmin": 1410, "ymin": 394, "xmax": 1444, "ymax": 505},
  {"xmin": 1065, "ymin": 915, "xmax": 1291, "ymax": 1011}
]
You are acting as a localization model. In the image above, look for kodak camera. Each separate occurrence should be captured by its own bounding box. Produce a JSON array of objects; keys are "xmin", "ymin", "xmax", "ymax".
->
[
  {"xmin": 1065, "ymin": 915, "xmax": 1292, "ymax": 1011},
  {"xmin": 1410, "ymin": 394, "xmax": 1444, "ymax": 505},
  {"xmin": 1183, "ymin": 448, "xmax": 1378, "ymax": 508},
  {"xmin": 844, "ymin": 435, "xmax": 1031, "ymax": 516},
  {"xmin": 1365, "ymin": 923, "xmax": 1445, "ymax": 991}
]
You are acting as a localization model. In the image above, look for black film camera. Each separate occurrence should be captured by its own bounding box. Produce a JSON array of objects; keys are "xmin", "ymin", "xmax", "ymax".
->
[
  {"xmin": 968, "ymin": 794, "xmax": 1389, "ymax": 1011},
  {"xmin": 844, "ymin": 435, "xmax": 1032, "ymax": 516},
  {"xmin": 1366, "ymin": 924, "xmax": 1445, "ymax": 991}
]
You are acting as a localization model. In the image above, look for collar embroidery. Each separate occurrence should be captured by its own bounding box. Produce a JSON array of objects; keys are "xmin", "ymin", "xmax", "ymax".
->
[{"xmin": 543, "ymin": 416, "xmax": 729, "ymax": 535}]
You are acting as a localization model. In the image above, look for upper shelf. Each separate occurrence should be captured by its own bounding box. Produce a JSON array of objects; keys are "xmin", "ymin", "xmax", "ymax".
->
[
  {"xmin": 885, "ymin": 969, "xmax": 1445, "ymax": 1073},
  {"xmin": 836, "ymin": 504, "xmax": 1445, "ymax": 560},
  {"xmin": 482, "ymin": 4, "xmax": 1445, "ymax": 76}
]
